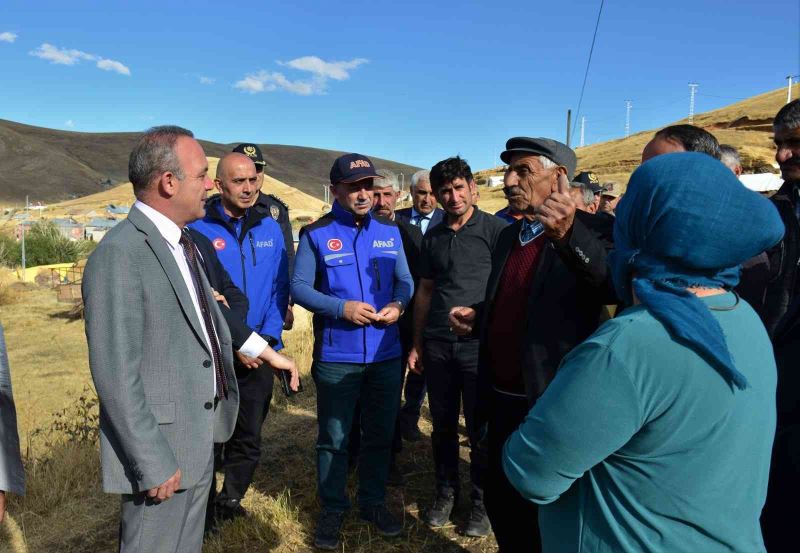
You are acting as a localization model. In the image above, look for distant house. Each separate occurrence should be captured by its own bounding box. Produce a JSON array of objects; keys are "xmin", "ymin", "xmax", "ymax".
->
[
  {"xmin": 106, "ymin": 204, "xmax": 130, "ymax": 215},
  {"xmin": 52, "ymin": 218, "xmax": 85, "ymax": 241},
  {"xmin": 85, "ymin": 217, "xmax": 120, "ymax": 242}
]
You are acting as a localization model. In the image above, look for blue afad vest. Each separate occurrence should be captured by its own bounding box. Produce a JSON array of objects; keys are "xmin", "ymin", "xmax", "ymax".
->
[
  {"xmin": 301, "ymin": 203, "xmax": 405, "ymax": 364},
  {"xmin": 190, "ymin": 197, "xmax": 289, "ymax": 348}
]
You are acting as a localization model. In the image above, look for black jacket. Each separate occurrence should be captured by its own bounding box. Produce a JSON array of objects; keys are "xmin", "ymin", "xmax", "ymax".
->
[
  {"xmin": 397, "ymin": 219, "xmax": 423, "ymax": 349},
  {"xmin": 187, "ymin": 228, "xmax": 252, "ymax": 350},
  {"xmin": 476, "ymin": 211, "xmax": 614, "ymax": 418}
]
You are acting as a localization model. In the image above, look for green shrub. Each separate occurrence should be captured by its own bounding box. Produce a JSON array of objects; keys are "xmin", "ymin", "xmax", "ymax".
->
[
  {"xmin": 22, "ymin": 221, "xmax": 93, "ymax": 266},
  {"xmin": 0, "ymin": 233, "xmax": 21, "ymax": 267}
]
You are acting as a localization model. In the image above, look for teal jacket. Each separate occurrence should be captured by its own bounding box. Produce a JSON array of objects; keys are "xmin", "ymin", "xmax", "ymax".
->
[{"xmin": 503, "ymin": 293, "xmax": 775, "ymax": 553}]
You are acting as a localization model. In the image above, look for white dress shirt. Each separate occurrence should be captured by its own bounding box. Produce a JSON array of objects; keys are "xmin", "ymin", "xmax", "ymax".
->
[
  {"xmin": 410, "ymin": 207, "xmax": 434, "ymax": 235},
  {"xmin": 134, "ymin": 202, "xmax": 268, "ymax": 363}
]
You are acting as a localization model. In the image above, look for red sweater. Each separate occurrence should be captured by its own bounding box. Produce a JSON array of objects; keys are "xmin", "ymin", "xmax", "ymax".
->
[{"xmin": 487, "ymin": 236, "xmax": 545, "ymax": 394}]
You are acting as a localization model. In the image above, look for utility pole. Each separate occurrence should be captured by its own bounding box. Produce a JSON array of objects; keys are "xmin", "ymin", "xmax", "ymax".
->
[
  {"xmin": 21, "ymin": 195, "xmax": 28, "ymax": 280},
  {"xmin": 625, "ymin": 100, "xmax": 632, "ymax": 138},
  {"xmin": 579, "ymin": 116, "xmax": 586, "ymax": 148},
  {"xmin": 688, "ymin": 82, "xmax": 699, "ymax": 123},
  {"xmin": 566, "ymin": 109, "xmax": 572, "ymax": 148},
  {"xmin": 788, "ymin": 75, "xmax": 800, "ymax": 103}
]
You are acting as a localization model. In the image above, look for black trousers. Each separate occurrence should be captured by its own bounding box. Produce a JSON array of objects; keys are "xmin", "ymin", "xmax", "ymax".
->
[
  {"xmin": 399, "ymin": 370, "xmax": 427, "ymax": 430},
  {"xmin": 761, "ymin": 424, "xmax": 800, "ymax": 552},
  {"xmin": 216, "ymin": 364, "xmax": 274, "ymax": 501},
  {"xmin": 423, "ymin": 339, "xmax": 485, "ymax": 500},
  {"xmin": 484, "ymin": 389, "xmax": 542, "ymax": 553}
]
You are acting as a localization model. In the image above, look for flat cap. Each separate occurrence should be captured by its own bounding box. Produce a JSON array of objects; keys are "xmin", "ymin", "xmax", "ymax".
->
[{"xmin": 500, "ymin": 137, "xmax": 577, "ymax": 180}]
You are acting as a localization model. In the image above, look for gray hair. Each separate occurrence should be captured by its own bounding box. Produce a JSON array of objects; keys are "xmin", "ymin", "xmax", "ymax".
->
[
  {"xmin": 129, "ymin": 125, "xmax": 194, "ymax": 196},
  {"xmin": 774, "ymin": 98, "xmax": 800, "ymax": 131},
  {"xmin": 569, "ymin": 181, "xmax": 594, "ymax": 207},
  {"xmin": 375, "ymin": 169, "xmax": 400, "ymax": 191},
  {"xmin": 719, "ymin": 144, "xmax": 741, "ymax": 169},
  {"xmin": 410, "ymin": 169, "xmax": 430, "ymax": 190}
]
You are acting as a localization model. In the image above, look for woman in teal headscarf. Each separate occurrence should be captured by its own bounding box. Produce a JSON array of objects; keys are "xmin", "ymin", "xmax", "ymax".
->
[{"xmin": 502, "ymin": 152, "xmax": 785, "ymax": 553}]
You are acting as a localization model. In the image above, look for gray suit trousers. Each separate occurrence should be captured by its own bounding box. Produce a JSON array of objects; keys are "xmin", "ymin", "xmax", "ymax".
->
[{"xmin": 119, "ymin": 448, "xmax": 214, "ymax": 553}]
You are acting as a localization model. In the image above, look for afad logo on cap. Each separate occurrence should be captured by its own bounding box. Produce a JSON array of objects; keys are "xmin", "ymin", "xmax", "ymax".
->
[
  {"xmin": 349, "ymin": 159, "xmax": 371, "ymax": 170},
  {"xmin": 327, "ymin": 238, "xmax": 343, "ymax": 252},
  {"xmin": 213, "ymin": 238, "xmax": 226, "ymax": 251}
]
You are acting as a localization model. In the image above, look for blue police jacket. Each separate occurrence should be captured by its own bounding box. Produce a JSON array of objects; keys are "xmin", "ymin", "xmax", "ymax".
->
[
  {"xmin": 190, "ymin": 196, "xmax": 289, "ymax": 349},
  {"xmin": 291, "ymin": 201, "xmax": 414, "ymax": 364}
]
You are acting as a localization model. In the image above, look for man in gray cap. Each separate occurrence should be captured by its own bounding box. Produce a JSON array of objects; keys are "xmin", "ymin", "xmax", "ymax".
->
[{"xmin": 448, "ymin": 137, "xmax": 614, "ymax": 550}]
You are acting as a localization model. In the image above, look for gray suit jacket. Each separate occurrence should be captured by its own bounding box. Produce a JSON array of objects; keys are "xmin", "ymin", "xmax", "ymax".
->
[
  {"xmin": 0, "ymin": 324, "xmax": 25, "ymax": 496},
  {"xmin": 83, "ymin": 206, "xmax": 239, "ymax": 495}
]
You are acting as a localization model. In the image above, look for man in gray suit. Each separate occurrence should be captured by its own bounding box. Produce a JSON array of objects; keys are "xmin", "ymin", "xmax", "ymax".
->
[
  {"xmin": 83, "ymin": 126, "xmax": 240, "ymax": 552},
  {"xmin": 0, "ymin": 323, "xmax": 25, "ymax": 524}
]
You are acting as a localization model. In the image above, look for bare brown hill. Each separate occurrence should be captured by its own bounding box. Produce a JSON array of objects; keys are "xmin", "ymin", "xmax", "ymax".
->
[
  {"xmin": 475, "ymin": 84, "xmax": 799, "ymax": 190},
  {"xmin": 0, "ymin": 119, "xmax": 421, "ymax": 204}
]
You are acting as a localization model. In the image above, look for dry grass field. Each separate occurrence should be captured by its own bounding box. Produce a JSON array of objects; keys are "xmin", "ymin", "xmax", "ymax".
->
[{"xmin": 0, "ymin": 277, "xmax": 496, "ymax": 552}]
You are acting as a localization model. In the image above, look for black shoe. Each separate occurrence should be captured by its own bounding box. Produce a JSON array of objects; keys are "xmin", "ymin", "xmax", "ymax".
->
[
  {"xmin": 464, "ymin": 501, "xmax": 491, "ymax": 537},
  {"xmin": 360, "ymin": 504, "xmax": 403, "ymax": 537},
  {"xmin": 401, "ymin": 424, "xmax": 422, "ymax": 442},
  {"xmin": 424, "ymin": 490, "xmax": 457, "ymax": 527},
  {"xmin": 216, "ymin": 498, "xmax": 247, "ymax": 523},
  {"xmin": 386, "ymin": 462, "xmax": 405, "ymax": 487},
  {"xmin": 314, "ymin": 510, "xmax": 345, "ymax": 550}
]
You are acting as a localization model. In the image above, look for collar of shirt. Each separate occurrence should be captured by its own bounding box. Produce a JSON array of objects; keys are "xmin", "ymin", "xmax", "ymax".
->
[
  {"xmin": 133, "ymin": 200, "xmax": 182, "ymax": 250},
  {"xmin": 410, "ymin": 207, "xmax": 430, "ymax": 222},
  {"xmin": 519, "ymin": 218, "xmax": 544, "ymax": 245}
]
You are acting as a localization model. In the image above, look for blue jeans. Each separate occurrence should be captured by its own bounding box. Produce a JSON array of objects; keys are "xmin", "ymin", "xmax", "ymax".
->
[{"xmin": 312, "ymin": 358, "xmax": 401, "ymax": 512}]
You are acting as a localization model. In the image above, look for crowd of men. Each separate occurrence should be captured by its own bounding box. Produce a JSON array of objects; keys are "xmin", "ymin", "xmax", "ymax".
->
[{"xmin": 0, "ymin": 99, "xmax": 799, "ymax": 553}]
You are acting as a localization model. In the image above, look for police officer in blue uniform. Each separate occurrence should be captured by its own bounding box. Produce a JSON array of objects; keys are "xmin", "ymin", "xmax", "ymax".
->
[
  {"xmin": 292, "ymin": 154, "xmax": 414, "ymax": 550},
  {"xmin": 190, "ymin": 152, "xmax": 289, "ymax": 523}
]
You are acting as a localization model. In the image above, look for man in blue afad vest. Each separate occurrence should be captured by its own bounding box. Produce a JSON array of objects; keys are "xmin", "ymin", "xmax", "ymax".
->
[
  {"xmin": 190, "ymin": 152, "xmax": 289, "ymax": 523},
  {"xmin": 292, "ymin": 153, "xmax": 414, "ymax": 550}
]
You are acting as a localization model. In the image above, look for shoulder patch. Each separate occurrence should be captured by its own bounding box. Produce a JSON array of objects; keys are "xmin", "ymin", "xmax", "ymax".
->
[{"xmin": 267, "ymin": 194, "xmax": 289, "ymax": 210}]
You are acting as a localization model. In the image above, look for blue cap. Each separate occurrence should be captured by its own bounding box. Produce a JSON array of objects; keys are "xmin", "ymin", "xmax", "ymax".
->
[{"xmin": 329, "ymin": 153, "xmax": 382, "ymax": 184}]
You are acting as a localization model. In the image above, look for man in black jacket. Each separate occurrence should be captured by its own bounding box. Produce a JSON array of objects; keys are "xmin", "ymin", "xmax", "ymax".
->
[
  {"xmin": 449, "ymin": 138, "xmax": 614, "ymax": 551},
  {"xmin": 755, "ymin": 99, "xmax": 800, "ymax": 552}
]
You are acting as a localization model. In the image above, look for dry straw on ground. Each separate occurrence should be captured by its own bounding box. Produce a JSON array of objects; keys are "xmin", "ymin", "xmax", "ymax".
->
[{"xmin": 0, "ymin": 286, "xmax": 496, "ymax": 552}]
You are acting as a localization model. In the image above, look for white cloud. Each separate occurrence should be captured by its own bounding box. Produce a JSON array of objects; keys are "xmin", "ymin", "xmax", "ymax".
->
[
  {"xmin": 65, "ymin": 119, "xmax": 74, "ymax": 128},
  {"xmin": 199, "ymin": 76, "xmax": 215, "ymax": 85},
  {"xmin": 235, "ymin": 56, "xmax": 367, "ymax": 96},
  {"xmin": 279, "ymin": 56, "xmax": 368, "ymax": 81},
  {"xmin": 0, "ymin": 32, "xmax": 17, "ymax": 43},
  {"xmin": 30, "ymin": 43, "xmax": 131, "ymax": 76},
  {"xmin": 96, "ymin": 58, "xmax": 131, "ymax": 76}
]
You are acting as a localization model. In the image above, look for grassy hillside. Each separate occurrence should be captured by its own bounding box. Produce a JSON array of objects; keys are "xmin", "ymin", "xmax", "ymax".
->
[
  {"xmin": 0, "ymin": 119, "xmax": 421, "ymax": 204},
  {"xmin": 476, "ymin": 84, "xmax": 799, "ymax": 191}
]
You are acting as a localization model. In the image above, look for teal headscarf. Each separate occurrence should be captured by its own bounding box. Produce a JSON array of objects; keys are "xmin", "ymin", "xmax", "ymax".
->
[{"xmin": 608, "ymin": 152, "xmax": 784, "ymax": 390}]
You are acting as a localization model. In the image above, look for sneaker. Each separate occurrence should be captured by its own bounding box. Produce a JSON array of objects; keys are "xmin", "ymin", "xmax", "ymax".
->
[
  {"xmin": 401, "ymin": 424, "xmax": 422, "ymax": 442},
  {"xmin": 215, "ymin": 498, "xmax": 247, "ymax": 523},
  {"xmin": 424, "ymin": 490, "xmax": 457, "ymax": 527},
  {"xmin": 464, "ymin": 501, "xmax": 491, "ymax": 537},
  {"xmin": 360, "ymin": 504, "xmax": 403, "ymax": 537},
  {"xmin": 314, "ymin": 510, "xmax": 345, "ymax": 550},
  {"xmin": 386, "ymin": 461, "xmax": 405, "ymax": 487}
]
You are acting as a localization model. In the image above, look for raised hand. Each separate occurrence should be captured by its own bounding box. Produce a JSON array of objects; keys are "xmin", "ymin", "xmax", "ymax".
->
[{"xmin": 537, "ymin": 171, "xmax": 577, "ymax": 242}]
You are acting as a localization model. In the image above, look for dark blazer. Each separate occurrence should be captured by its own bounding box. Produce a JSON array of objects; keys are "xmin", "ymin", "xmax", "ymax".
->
[
  {"xmin": 396, "ymin": 219, "xmax": 423, "ymax": 349},
  {"xmin": 476, "ymin": 211, "xmax": 614, "ymax": 415},
  {"xmin": 188, "ymin": 229, "xmax": 252, "ymax": 350},
  {"xmin": 396, "ymin": 207, "xmax": 445, "ymax": 233}
]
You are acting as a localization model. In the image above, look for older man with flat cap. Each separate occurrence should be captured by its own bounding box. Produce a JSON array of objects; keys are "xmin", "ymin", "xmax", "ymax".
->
[{"xmin": 449, "ymin": 137, "xmax": 614, "ymax": 551}]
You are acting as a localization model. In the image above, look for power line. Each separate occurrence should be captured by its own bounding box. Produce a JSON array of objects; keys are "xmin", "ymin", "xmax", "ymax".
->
[{"xmin": 570, "ymin": 0, "xmax": 605, "ymax": 144}]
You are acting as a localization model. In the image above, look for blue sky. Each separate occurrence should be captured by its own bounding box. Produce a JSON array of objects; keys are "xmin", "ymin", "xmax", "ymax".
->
[{"xmin": 1, "ymin": 0, "xmax": 798, "ymax": 170}]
